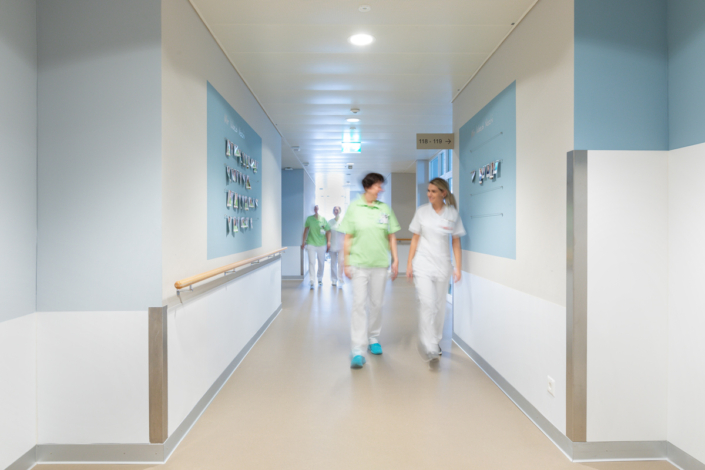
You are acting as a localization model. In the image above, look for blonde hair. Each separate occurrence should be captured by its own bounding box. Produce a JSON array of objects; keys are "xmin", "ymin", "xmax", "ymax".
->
[{"xmin": 429, "ymin": 177, "xmax": 457, "ymax": 208}]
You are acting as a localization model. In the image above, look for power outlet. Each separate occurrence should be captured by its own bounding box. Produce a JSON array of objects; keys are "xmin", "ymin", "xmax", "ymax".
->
[{"xmin": 547, "ymin": 376, "xmax": 556, "ymax": 397}]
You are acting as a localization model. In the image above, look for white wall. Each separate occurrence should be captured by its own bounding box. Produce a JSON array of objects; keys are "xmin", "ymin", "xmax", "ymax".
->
[
  {"xmin": 168, "ymin": 260, "xmax": 281, "ymax": 435},
  {"xmin": 0, "ymin": 314, "xmax": 37, "ymax": 470},
  {"xmin": 585, "ymin": 151, "xmax": 669, "ymax": 442},
  {"xmin": 36, "ymin": 311, "xmax": 149, "ymax": 444},
  {"xmin": 36, "ymin": 0, "xmax": 163, "ymax": 311},
  {"xmin": 667, "ymin": 142, "xmax": 705, "ymax": 462},
  {"xmin": 161, "ymin": 0, "xmax": 282, "ymax": 306},
  {"xmin": 452, "ymin": 0, "xmax": 573, "ymax": 434},
  {"xmin": 455, "ymin": 274, "xmax": 566, "ymax": 433},
  {"xmin": 0, "ymin": 0, "xmax": 37, "ymax": 324}
]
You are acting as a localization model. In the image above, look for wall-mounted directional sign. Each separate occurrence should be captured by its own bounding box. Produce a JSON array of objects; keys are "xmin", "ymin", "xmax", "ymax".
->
[{"xmin": 416, "ymin": 133, "xmax": 454, "ymax": 149}]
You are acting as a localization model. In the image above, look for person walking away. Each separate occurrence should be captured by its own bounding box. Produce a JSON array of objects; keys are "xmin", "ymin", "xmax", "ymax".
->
[
  {"xmin": 341, "ymin": 173, "xmax": 401, "ymax": 369},
  {"xmin": 301, "ymin": 205, "xmax": 331, "ymax": 289},
  {"xmin": 406, "ymin": 178, "xmax": 465, "ymax": 363},
  {"xmin": 329, "ymin": 206, "xmax": 345, "ymax": 287}
]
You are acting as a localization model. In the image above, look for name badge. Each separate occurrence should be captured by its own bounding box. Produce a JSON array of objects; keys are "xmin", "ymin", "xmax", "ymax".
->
[
  {"xmin": 440, "ymin": 218, "xmax": 454, "ymax": 233},
  {"xmin": 320, "ymin": 228, "xmax": 326, "ymax": 235},
  {"xmin": 378, "ymin": 213, "xmax": 389, "ymax": 224}
]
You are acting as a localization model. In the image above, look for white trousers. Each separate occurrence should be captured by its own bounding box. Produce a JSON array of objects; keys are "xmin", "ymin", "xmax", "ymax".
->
[
  {"xmin": 413, "ymin": 274, "xmax": 450, "ymax": 357},
  {"xmin": 329, "ymin": 250, "xmax": 344, "ymax": 283},
  {"xmin": 350, "ymin": 267, "xmax": 388, "ymax": 357},
  {"xmin": 306, "ymin": 245, "xmax": 326, "ymax": 283}
]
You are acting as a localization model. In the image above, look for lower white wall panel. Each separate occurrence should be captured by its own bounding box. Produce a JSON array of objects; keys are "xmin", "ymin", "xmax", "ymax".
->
[
  {"xmin": 37, "ymin": 311, "xmax": 149, "ymax": 444},
  {"xmin": 281, "ymin": 246, "xmax": 302, "ymax": 277},
  {"xmin": 454, "ymin": 273, "xmax": 566, "ymax": 434},
  {"xmin": 168, "ymin": 260, "xmax": 281, "ymax": 436},
  {"xmin": 0, "ymin": 314, "xmax": 36, "ymax": 470},
  {"xmin": 667, "ymin": 143, "xmax": 705, "ymax": 463},
  {"xmin": 586, "ymin": 151, "xmax": 668, "ymax": 442}
]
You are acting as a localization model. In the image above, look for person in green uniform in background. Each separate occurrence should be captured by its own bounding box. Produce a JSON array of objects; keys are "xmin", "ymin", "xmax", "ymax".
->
[
  {"xmin": 341, "ymin": 173, "xmax": 401, "ymax": 369},
  {"xmin": 301, "ymin": 205, "xmax": 331, "ymax": 289}
]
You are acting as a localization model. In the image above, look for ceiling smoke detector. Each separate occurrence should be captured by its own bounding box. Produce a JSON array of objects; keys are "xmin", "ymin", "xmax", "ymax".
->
[
  {"xmin": 347, "ymin": 163, "xmax": 354, "ymax": 169},
  {"xmin": 291, "ymin": 146, "xmax": 300, "ymax": 151},
  {"xmin": 350, "ymin": 108, "xmax": 360, "ymax": 114},
  {"xmin": 359, "ymin": 5, "xmax": 371, "ymax": 12}
]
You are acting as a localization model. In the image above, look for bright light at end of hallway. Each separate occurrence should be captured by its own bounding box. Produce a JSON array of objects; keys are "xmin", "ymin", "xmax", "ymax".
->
[{"xmin": 349, "ymin": 33, "xmax": 374, "ymax": 46}]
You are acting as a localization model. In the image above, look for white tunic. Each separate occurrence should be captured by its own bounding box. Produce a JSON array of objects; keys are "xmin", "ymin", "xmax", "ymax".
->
[
  {"xmin": 409, "ymin": 204, "xmax": 466, "ymax": 278},
  {"xmin": 328, "ymin": 217, "xmax": 345, "ymax": 252}
]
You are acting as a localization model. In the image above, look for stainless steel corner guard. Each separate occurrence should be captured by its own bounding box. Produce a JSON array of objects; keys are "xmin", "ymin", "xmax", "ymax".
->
[
  {"xmin": 566, "ymin": 150, "xmax": 588, "ymax": 442},
  {"xmin": 149, "ymin": 306, "xmax": 168, "ymax": 444}
]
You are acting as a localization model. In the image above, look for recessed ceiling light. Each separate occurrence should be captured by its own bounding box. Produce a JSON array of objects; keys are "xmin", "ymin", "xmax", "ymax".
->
[
  {"xmin": 349, "ymin": 34, "xmax": 374, "ymax": 46},
  {"xmin": 359, "ymin": 5, "xmax": 371, "ymax": 12},
  {"xmin": 347, "ymin": 118, "xmax": 360, "ymax": 122}
]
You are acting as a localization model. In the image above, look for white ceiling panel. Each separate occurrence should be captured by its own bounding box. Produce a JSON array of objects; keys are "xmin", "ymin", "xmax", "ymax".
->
[{"xmin": 190, "ymin": 0, "xmax": 536, "ymax": 174}]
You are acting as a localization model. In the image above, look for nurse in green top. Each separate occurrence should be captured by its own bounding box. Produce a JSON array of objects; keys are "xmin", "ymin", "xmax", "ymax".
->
[
  {"xmin": 340, "ymin": 173, "xmax": 401, "ymax": 369},
  {"xmin": 301, "ymin": 205, "xmax": 331, "ymax": 289}
]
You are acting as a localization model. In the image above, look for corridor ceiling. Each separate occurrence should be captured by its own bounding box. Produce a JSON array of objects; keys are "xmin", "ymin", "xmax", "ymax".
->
[{"xmin": 190, "ymin": 0, "xmax": 536, "ymax": 182}]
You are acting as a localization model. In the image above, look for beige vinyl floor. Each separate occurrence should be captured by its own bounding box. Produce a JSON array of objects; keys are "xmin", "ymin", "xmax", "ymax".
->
[{"xmin": 38, "ymin": 270, "xmax": 675, "ymax": 470}]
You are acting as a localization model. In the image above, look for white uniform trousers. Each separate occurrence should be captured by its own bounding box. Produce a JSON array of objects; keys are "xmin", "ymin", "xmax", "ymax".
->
[
  {"xmin": 413, "ymin": 273, "xmax": 450, "ymax": 358},
  {"xmin": 329, "ymin": 250, "xmax": 344, "ymax": 284},
  {"xmin": 350, "ymin": 267, "xmax": 388, "ymax": 357},
  {"xmin": 306, "ymin": 245, "xmax": 326, "ymax": 284}
]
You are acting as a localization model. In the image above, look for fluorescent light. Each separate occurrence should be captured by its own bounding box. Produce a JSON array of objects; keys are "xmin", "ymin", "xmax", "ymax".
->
[
  {"xmin": 349, "ymin": 34, "xmax": 374, "ymax": 46},
  {"xmin": 342, "ymin": 142, "xmax": 361, "ymax": 153},
  {"xmin": 346, "ymin": 118, "xmax": 360, "ymax": 123}
]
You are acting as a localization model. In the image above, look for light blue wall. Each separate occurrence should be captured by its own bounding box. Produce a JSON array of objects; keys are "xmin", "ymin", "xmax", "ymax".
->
[
  {"xmin": 0, "ymin": 0, "xmax": 37, "ymax": 323},
  {"xmin": 575, "ymin": 0, "xmax": 669, "ymax": 151},
  {"xmin": 668, "ymin": 0, "xmax": 705, "ymax": 149},
  {"xmin": 37, "ymin": 0, "xmax": 162, "ymax": 311},
  {"xmin": 458, "ymin": 82, "xmax": 517, "ymax": 260},
  {"xmin": 281, "ymin": 169, "xmax": 304, "ymax": 247}
]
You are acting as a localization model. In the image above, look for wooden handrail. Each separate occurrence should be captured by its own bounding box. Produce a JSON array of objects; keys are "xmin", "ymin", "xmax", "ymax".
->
[
  {"xmin": 397, "ymin": 238, "xmax": 412, "ymax": 241},
  {"xmin": 174, "ymin": 248, "xmax": 287, "ymax": 290}
]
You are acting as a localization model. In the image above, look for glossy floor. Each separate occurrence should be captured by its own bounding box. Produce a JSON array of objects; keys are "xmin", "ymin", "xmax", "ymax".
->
[{"xmin": 37, "ymin": 272, "xmax": 675, "ymax": 470}]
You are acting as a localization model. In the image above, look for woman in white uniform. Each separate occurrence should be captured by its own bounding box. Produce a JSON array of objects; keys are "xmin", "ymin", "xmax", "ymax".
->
[{"xmin": 406, "ymin": 177, "xmax": 466, "ymax": 362}]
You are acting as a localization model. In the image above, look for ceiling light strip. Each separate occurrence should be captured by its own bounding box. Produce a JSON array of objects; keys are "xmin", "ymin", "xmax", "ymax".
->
[
  {"xmin": 186, "ymin": 0, "xmax": 309, "ymax": 173},
  {"xmin": 451, "ymin": 0, "xmax": 540, "ymax": 103}
]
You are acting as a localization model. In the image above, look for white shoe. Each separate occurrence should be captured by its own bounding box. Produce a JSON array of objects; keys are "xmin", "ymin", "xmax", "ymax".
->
[
  {"xmin": 332, "ymin": 281, "xmax": 337, "ymax": 286},
  {"xmin": 318, "ymin": 280, "xmax": 323, "ymax": 286},
  {"xmin": 309, "ymin": 283, "xmax": 314, "ymax": 290}
]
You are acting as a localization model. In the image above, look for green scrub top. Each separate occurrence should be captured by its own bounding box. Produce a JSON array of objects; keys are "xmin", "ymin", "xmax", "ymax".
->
[
  {"xmin": 305, "ymin": 215, "xmax": 331, "ymax": 247},
  {"xmin": 339, "ymin": 196, "xmax": 401, "ymax": 268}
]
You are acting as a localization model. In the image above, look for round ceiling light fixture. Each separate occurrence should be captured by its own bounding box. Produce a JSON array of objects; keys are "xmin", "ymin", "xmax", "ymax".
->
[
  {"xmin": 349, "ymin": 33, "xmax": 374, "ymax": 46},
  {"xmin": 359, "ymin": 5, "xmax": 371, "ymax": 12},
  {"xmin": 347, "ymin": 118, "xmax": 360, "ymax": 122}
]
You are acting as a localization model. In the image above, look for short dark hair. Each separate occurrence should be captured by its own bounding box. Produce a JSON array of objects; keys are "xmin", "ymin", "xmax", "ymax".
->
[{"xmin": 362, "ymin": 173, "xmax": 385, "ymax": 189}]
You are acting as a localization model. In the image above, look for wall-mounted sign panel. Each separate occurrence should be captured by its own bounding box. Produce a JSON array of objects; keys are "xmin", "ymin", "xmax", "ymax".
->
[
  {"xmin": 458, "ymin": 81, "xmax": 516, "ymax": 259},
  {"xmin": 416, "ymin": 133, "xmax": 454, "ymax": 149},
  {"xmin": 207, "ymin": 82, "xmax": 263, "ymax": 259}
]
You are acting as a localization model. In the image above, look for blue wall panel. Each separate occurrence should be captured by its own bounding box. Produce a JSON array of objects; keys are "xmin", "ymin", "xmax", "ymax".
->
[
  {"xmin": 458, "ymin": 82, "xmax": 516, "ymax": 260},
  {"xmin": 575, "ymin": 0, "xmax": 669, "ymax": 151},
  {"xmin": 281, "ymin": 169, "xmax": 304, "ymax": 247},
  {"xmin": 668, "ymin": 0, "xmax": 705, "ymax": 149},
  {"xmin": 207, "ymin": 82, "xmax": 262, "ymax": 259}
]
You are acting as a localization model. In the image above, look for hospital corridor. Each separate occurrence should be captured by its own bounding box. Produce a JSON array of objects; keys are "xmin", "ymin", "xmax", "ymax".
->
[{"xmin": 2, "ymin": 0, "xmax": 705, "ymax": 469}]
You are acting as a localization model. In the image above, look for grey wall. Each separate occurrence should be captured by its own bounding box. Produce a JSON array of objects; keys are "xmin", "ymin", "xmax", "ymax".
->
[
  {"xmin": 0, "ymin": 0, "xmax": 38, "ymax": 323},
  {"xmin": 281, "ymin": 170, "xmax": 304, "ymax": 246},
  {"xmin": 390, "ymin": 173, "xmax": 416, "ymax": 239},
  {"xmin": 416, "ymin": 159, "xmax": 429, "ymax": 207},
  {"xmin": 37, "ymin": 0, "xmax": 162, "ymax": 311},
  {"xmin": 303, "ymin": 169, "xmax": 316, "ymax": 225}
]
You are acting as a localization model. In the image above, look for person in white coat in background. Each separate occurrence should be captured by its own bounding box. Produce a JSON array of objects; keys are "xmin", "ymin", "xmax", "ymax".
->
[
  {"xmin": 406, "ymin": 177, "xmax": 466, "ymax": 363},
  {"xmin": 328, "ymin": 206, "xmax": 345, "ymax": 286}
]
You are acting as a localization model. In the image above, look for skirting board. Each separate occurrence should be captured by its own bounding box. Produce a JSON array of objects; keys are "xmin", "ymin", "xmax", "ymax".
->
[
  {"xmin": 282, "ymin": 275, "xmax": 304, "ymax": 280},
  {"xmin": 29, "ymin": 304, "xmax": 283, "ymax": 466},
  {"xmin": 452, "ymin": 334, "xmax": 705, "ymax": 469},
  {"xmin": 5, "ymin": 446, "xmax": 36, "ymax": 470}
]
